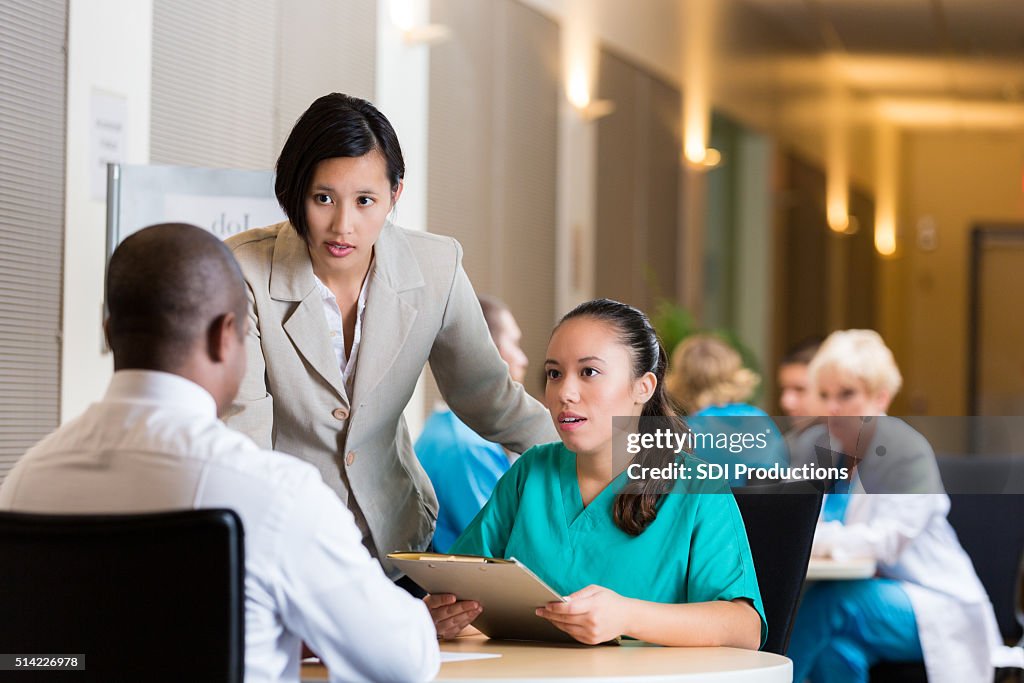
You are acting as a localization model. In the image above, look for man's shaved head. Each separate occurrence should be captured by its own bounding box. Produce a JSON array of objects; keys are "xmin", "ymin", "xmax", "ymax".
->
[{"xmin": 106, "ymin": 223, "xmax": 248, "ymax": 372}]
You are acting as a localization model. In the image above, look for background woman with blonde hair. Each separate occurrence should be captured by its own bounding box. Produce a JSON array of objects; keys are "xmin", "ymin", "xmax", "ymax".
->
[
  {"xmin": 666, "ymin": 334, "xmax": 760, "ymax": 415},
  {"xmin": 787, "ymin": 329, "xmax": 1005, "ymax": 683},
  {"xmin": 665, "ymin": 334, "xmax": 786, "ymax": 485}
]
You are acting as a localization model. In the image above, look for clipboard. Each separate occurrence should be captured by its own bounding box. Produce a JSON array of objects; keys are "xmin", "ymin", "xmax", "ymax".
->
[{"xmin": 387, "ymin": 552, "xmax": 578, "ymax": 643}]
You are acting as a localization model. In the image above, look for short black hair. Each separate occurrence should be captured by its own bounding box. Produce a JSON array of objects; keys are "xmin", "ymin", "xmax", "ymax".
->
[
  {"xmin": 275, "ymin": 93, "xmax": 405, "ymax": 239},
  {"xmin": 780, "ymin": 336, "xmax": 824, "ymax": 367},
  {"xmin": 106, "ymin": 223, "xmax": 248, "ymax": 371}
]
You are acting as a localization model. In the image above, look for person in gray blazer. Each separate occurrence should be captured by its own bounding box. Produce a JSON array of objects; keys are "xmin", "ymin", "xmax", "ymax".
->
[{"xmin": 224, "ymin": 93, "xmax": 556, "ymax": 576}]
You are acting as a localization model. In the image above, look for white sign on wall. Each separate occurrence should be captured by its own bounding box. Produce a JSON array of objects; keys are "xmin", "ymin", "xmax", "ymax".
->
[
  {"xmin": 106, "ymin": 163, "xmax": 287, "ymax": 263},
  {"xmin": 90, "ymin": 90, "xmax": 127, "ymax": 201},
  {"xmin": 163, "ymin": 194, "xmax": 285, "ymax": 239}
]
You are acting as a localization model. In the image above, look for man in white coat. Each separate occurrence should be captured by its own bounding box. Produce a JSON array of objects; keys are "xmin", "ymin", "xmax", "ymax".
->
[{"xmin": 0, "ymin": 224, "xmax": 440, "ymax": 683}]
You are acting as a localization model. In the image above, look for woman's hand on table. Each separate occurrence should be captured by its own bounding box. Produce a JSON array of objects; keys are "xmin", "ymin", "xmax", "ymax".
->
[
  {"xmin": 425, "ymin": 593, "xmax": 481, "ymax": 640},
  {"xmin": 536, "ymin": 584, "xmax": 630, "ymax": 645}
]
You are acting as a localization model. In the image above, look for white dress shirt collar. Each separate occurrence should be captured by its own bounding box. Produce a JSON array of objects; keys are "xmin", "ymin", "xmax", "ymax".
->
[{"xmin": 103, "ymin": 369, "xmax": 217, "ymax": 417}]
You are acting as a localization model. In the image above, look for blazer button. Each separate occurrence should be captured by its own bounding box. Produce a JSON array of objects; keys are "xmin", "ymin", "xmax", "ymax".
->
[
  {"xmin": 332, "ymin": 408, "xmax": 349, "ymax": 421},
  {"xmin": 345, "ymin": 451, "xmax": 356, "ymax": 466}
]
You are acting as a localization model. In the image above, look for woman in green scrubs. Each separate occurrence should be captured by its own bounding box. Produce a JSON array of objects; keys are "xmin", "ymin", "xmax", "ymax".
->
[{"xmin": 427, "ymin": 299, "xmax": 766, "ymax": 648}]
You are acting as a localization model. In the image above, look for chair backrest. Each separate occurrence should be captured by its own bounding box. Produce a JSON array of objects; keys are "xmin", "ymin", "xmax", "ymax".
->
[
  {"xmin": 936, "ymin": 453, "xmax": 1024, "ymax": 494},
  {"xmin": 732, "ymin": 483, "xmax": 823, "ymax": 655},
  {"xmin": 945, "ymin": 493, "xmax": 1024, "ymax": 642},
  {"xmin": 0, "ymin": 509, "xmax": 244, "ymax": 683}
]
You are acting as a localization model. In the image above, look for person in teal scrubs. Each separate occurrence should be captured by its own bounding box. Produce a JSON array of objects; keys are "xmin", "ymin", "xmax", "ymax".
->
[{"xmin": 426, "ymin": 299, "xmax": 766, "ymax": 648}]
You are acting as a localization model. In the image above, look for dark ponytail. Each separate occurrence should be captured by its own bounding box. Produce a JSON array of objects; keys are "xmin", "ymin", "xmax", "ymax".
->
[{"xmin": 555, "ymin": 299, "xmax": 686, "ymax": 536}]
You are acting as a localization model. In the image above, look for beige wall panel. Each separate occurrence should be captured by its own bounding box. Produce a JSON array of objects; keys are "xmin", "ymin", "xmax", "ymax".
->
[
  {"xmin": 644, "ymin": 75, "xmax": 682, "ymax": 309},
  {"xmin": 774, "ymin": 156, "xmax": 829, "ymax": 352},
  {"xmin": 897, "ymin": 130, "xmax": 1024, "ymax": 415},
  {"xmin": 151, "ymin": 0, "xmax": 278, "ymax": 169},
  {"xmin": 153, "ymin": 0, "xmax": 377, "ymax": 170},
  {"xmin": 275, "ymin": 0, "xmax": 377, "ymax": 151},
  {"xmin": 595, "ymin": 48, "xmax": 681, "ymax": 314},
  {"xmin": 496, "ymin": 0, "xmax": 559, "ymax": 393},
  {"xmin": 0, "ymin": 0, "xmax": 66, "ymax": 482},
  {"xmin": 594, "ymin": 50, "xmax": 641, "ymax": 307},
  {"xmin": 428, "ymin": 0, "xmax": 497, "ymax": 295},
  {"xmin": 845, "ymin": 186, "xmax": 876, "ymax": 330},
  {"xmin": 428, "ymin": 0, "xmax": 558, "ymax": 398}
]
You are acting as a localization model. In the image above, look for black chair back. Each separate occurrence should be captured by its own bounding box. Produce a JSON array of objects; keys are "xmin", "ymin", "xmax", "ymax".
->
[
  {"xmin": 732, "ymin": 483, "xmax": 823, "ymax": 655},
  {"xmin": 936, "ymin": 455, "xmax": 1024, "ymax": 641},
  {"xmin": 947, "ymin": 493, "xmax": 1024, "ymax": 643},
  {"xmin": 870, "ymin": 492, "xmax": 1024, "ymax": 682},
  {"xmin": 0, "ymin": 509, "xmax": 244, "ymax": 682}
]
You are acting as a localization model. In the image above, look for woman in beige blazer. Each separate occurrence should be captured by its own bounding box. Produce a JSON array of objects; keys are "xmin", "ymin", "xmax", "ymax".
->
[{"xmin": 224, "ymin": 93, "xmax": 555, "ymax": 574}]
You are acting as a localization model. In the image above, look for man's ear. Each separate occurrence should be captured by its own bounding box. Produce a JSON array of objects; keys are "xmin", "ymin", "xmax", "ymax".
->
[
  {"xmin": 634, "ymin": 371, "xmax": 657, "ymax": 406},
  {"xmin": 208, "ymin": 312, "xmax": 237, "ymax": 364}
]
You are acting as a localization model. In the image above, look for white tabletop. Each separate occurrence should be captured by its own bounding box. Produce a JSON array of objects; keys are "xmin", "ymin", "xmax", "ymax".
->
[
  {"xmin": 806, "ymin": 557, "xmax": 877, "ymax": 580},
  {"xmin": 302, "ymin": 636, "xmax": 792, "ymax": 682}
]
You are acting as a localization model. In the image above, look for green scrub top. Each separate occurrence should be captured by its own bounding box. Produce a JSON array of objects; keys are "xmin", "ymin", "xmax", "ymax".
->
[{"xmin": 450, "ymin": 441, "xmax": 768, "ymax": 646}]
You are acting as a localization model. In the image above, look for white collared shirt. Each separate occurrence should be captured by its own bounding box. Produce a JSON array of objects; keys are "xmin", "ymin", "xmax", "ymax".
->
[
  {"xmin": 313, "ymin": 261, "xmax": 372, "ymax": 390},
  {"xmin": 0, "ymin": 370, "xmax": 439, "ymax": 683}
]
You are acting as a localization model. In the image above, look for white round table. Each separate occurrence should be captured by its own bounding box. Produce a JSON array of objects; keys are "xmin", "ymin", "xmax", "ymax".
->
[
  {"xmin": 302, "ymin": 636, "xmax": 792, "ymax": 682},
  {"xmin": 805, "ymin": 557, "xmax": 877, "ymax": 580}
]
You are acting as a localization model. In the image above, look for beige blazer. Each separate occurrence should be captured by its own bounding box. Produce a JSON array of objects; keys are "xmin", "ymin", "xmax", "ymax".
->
[{"xmin": 224, "ymin": 221, "xmax": 556, "ymax": 570}]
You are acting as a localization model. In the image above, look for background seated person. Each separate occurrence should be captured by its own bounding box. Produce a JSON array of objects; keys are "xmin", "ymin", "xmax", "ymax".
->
[
  {"xmin": 426, "ymin": 299, "xmax": 765, "ymax": 649},
  {"xmin": 416, "ymin": 295, "xmax": 528, "ymax": 552},
  {"xmin": 787, "ymin": 329, "xmax": 1003, "ymax": 683},
  {"xmin": 0, "ymin": 224, "xmax": 439, "ymax": 683},
  {"xmin": 665, "ymin": 334, "xmax": 787, "ymax": 486},
  {"xmin": 776, "ymin": 336, "xmax": 823, "ymax": 435}
]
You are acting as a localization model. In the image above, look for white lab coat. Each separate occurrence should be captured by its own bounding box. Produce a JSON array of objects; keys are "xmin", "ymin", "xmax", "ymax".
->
[
  {"xmin": 814, "ymin": 491, "xmax": 1003, "ymax": 683},
  {"xmin": 802, "ymin": 415, "xmax": 1015, "ymax": 683}
]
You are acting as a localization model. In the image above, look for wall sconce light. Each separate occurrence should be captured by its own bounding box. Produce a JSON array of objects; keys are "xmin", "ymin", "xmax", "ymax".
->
[
  {"xmin": 391, "ymin": 0, "xmax": 450, "ymax": 46},
  {"xmin": 826, "ymin": 167, "xmax": 850, "ymax": 233},
  {"xmin": 684, "ymin": 146, "xmax": 723, "ymax": 171},
  {"xmin": 573, "ymin": 99, "xmax": 616, "ymax": 122},
  {"xmin": 566, "ymin": 66, "xmax": 614, "ymax": 122},
  {"xmin": 874, "ymin": 122, "xmax": 899, "ymax": 257},
  {"xmin": 401, "ymin": 23, "xmax": 451, "ymax": 45},
  {"xmin": 825, "ymin": 74, "xmax": 850, "ymax": 234},
  {"xmin": 875, "ymin": 218, "xmax": 897, "ymax": 256},
  {"xmin": 827, "ymin": 207, "xmax": 850, "ymax": 233}
]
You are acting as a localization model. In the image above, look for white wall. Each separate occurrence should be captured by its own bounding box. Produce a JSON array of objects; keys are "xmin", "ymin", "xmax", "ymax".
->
[
  {"xmin": 376, "ymin": 0, "xmax": 433, "ymax": 436},
  {"xmin": 62, "ymin": 0, "xmax": 153, "ymax": 422},
  {"xmin": 377, "ymin": 0, "xmax": 431, "ymax": 236}
]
